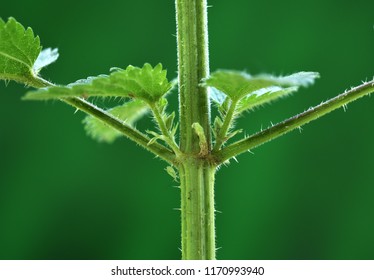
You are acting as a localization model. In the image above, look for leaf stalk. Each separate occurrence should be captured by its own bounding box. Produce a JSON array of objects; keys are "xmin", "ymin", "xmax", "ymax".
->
[
  {"xmin": 149, "ymin": 103, "xmax": 181, "ymax": 156},
  {"xmin": 213, "ymin": 99, "xmax": 238, "ymax": 152}
]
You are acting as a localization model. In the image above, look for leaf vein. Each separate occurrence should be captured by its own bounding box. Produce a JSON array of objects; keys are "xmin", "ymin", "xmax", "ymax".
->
[{"xmin": 0, "ymin": 50, "xmax": 32, "ymax": 70}]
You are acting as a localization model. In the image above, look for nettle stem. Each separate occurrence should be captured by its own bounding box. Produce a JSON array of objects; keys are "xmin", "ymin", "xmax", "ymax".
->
[
  {"xmin": 179, "ymin": 159, "xmax": 216, "ymax": 259},
  {"xmin": 176, "ymin": 0, "xmax": 216, "ymax": 259}
]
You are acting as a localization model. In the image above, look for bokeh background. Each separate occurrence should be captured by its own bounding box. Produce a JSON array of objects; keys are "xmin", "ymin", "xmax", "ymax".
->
[{"xmin": 0, "ymin": 0, "xmax": 373, "ymax": 260}]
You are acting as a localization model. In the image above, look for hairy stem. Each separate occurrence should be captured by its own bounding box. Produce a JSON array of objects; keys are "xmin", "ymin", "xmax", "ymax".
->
[
  {"xmin": 216, "ymin": 80, "xmax": 374, "ymax": 163},
  {"xmin": 176, "ymin": 0, "xmax": 216, "ymax": 259},
  {"xmin": 177, "ymin": 0, "xmax": 211, "ymax": 154},
  {"xmin": 179, "ymin": 159, "xmax": 216, "ymax": 260},
  {"xmin": 28, "ymin": 76, "xmax": 55, "ymax": 88}
]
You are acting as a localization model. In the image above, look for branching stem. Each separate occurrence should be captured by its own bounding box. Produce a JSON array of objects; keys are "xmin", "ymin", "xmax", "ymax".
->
[
  {"xmin": 216, "ymin": 80, "xmax": 374, "ymax": 163},
  {"xmin": 35, "ymin": 79, "xmax": 176, "ymax": 164},
  {"xmin": 177, "ymin": 0, "xmax": 211, "ymax": 154},
  {"xmin": 176, "ymin": 0, "xmax": 216, "ymax": 260},
  {"xmin": 64, "ymin": 98, "xmax": 176, "ymax": 163}
]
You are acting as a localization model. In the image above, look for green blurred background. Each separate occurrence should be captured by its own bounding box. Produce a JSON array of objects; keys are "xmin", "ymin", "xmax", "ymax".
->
[{"xmin": 0, "ymin": 0, "xmax": 373, "ymax": 260}]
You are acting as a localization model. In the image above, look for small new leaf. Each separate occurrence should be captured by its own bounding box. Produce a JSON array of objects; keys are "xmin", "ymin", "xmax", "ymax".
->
[
  {"xmin": 0, "ymin": 18, "xmax": 57, "ymax": 87},
  {"xmin": 203, "ymin": 70, "xmax": 319, "ymax": 102},
  {"xmin": 24, "ymin": 63, "xmax": 174, "ymax": 104},
  {"xmin": 147, "ymin": 134, "xmax": 169, "ymax": 146},
  {"xmin": 146, "ymin": 130, "xmax": 170, "ymax": 146},
  {"xmin": 83, "ymin": 99, "xmax": 149, "ymax": 143},
  {"xmin": 225, "ymin": 129, "xmax": 243, "ymax": 141},
  {"xmin": 157, "ymin": 97, "xmax": 169, "ymax": 113},
  {"xmin": 192, "ymin": 122, "xmax": 208, "ymax": 156},
  {"xmin": 165, "ymin": 166, "xmax": 179, "ymax": 182},
  {"xmin": 165, "ymin": 111, "xmax": 176, "ymax": 131}
]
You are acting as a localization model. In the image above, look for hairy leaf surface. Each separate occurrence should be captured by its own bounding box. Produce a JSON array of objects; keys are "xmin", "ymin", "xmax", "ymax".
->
[
  {"xmin": 236, "ymin": 86, "xmax": 298, "ymax": 112},
  {"xmin": 204, "ymin": 70, "xmax": 319, "ymax": 103},
  {"xmin": 0, "ymin": 18, "xmax": 57, "ymax": 87},
  {"xmin": 24, "ymin": 63, "xmax": 174, "ymax": 104}
]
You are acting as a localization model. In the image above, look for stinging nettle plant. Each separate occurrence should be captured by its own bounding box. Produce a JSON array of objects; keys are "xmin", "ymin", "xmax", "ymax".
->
[{"xmin": 1, "ymin": 1, "xmax": 373, "ymax": 260}]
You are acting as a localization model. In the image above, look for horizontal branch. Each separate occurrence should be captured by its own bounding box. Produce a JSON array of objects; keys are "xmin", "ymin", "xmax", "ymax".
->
[
  {"xmin": 34, "ymin": 78, "xmax": 176, "ymax": 164},
  {"xmin": 63, "ymin": 97, "xmax": 176, "ymax": 163},
  {"xmin": 216, "ymin": 80, "xmax": 374, "ymax": 163}
]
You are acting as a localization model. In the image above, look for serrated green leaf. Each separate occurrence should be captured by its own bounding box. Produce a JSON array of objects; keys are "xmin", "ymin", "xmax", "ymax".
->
[
  {"xmin": 83, "ymin": 99, "xmax": 149, "ymax": 143},
  {"xmin": 23, "ymin": 76, "xmax": 105, "ymax": 100},
  {"xmin": 0, "ymin": 17, "xmax": 57, "ymax": 87},
  {"xmin": 23, "ymin": 63, "xmax": 174, "ymax": 104},
  {"xmin": 203, "ymin": 70, "xmax": 319, "ymax": 102}
]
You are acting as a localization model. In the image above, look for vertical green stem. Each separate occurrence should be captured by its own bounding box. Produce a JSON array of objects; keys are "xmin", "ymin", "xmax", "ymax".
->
[
  {"xmin": 176, "ymin": 0, "xmax": 216, "ymax": 259},
  {"xmin": 176, "ymin": 0, "xmax": 211, "ymax": 153},
  {"xmin": 179, "ymin": 159, "xmax": 216, "ymax": 260}
]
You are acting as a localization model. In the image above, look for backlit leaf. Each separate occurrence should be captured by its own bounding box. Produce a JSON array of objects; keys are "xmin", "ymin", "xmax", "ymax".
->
[
  {"xmin": 203, "ymin": 70, "xmax": 319, "ymax": 102},
  {"xmin": 24, "ymin": 63, "xmax": 174, "ymax": 104},
  {"xmin": 83, "ymin": 99, "xmax": 149, "ymax": 143},
  {"xmin": 33, "ymin": 48, "xmax": 59, "ymax": 74},
  {"xmin": 0, "ymin": 17, "xmax": 57, "ymax": 87},
  {"xmin": 237, "ymin": 86, "xmax": 298, "ymax": 112}
]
